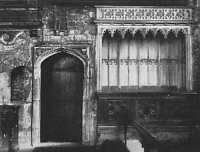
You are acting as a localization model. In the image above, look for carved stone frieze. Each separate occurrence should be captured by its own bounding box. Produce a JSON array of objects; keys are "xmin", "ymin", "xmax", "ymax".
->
[
  {"xmin": 0, "ymin": 31, "xmax": 27, "ymax": 51},
  {"xmin": 96, "ymin": 6, "xmax": 192, "ymax": 23},
  {"xmin": 43, "ymin": 33, "xmax": 95, "ymax": 43},
  {"xmin": 0, "ymin": 31, "xmax": 33, "ymax": 70}
]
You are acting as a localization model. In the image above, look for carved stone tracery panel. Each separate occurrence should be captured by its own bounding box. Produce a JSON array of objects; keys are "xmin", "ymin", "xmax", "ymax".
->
[
  {"xmin": 96, "ymin": 7, "xmax": 192, "ymax": 23},
  {"xmin": 96, "ymin": 6, "xmax": 192, "ymax": 91}
]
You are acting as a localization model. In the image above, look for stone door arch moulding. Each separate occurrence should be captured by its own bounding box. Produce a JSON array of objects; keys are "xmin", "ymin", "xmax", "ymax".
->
[{"xmin": 32, "ymin": 47, "xmax": 92, "ymax": 146}]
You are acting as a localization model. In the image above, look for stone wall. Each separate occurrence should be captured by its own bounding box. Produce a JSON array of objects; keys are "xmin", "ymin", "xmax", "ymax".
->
[
  {"xmin": 0, "ymin": 106, "xmax": 18, "ymax": 151},
  {"xmin": 41, "ymin": 5, "xmax": 96, "ymax": 42},
  {"xmin": 192, "ymin": 6, "xmax": 200, "ymax": 91},
  {"xmin": 0, "ymin": 30, "xmax": 34, "ymax": 149},
  {"xmin": 31, "ymin": 5, "xmax": 97, "ymax": 146},
  {"xmin": 0, "ymin": 31, "xmax": 32, "ymax": 104},
  {"xmin": 0, "ymin": 2, "xmax": 200, "ymax": 150},
  {"xmin": 0, "ymin": 4, "xmax": 97, "ymax": 147}
]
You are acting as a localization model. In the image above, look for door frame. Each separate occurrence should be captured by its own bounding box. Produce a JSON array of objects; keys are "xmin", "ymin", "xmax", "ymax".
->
[
  {"xmin": 32, "ymin": 47, "xmax": 94, "ymax": 146},
  {"xmin": 40, "ymin": 52, "xmax": 84, "ymax": 142}
]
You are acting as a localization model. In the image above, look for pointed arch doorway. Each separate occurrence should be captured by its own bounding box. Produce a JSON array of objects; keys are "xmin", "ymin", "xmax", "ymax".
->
[{"xmin": 40, "ymin": 52, "xmax": 84, "ymax": 142}]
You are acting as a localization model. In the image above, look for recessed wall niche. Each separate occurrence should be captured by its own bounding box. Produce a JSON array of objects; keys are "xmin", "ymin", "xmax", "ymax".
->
[{"xmin": 11, "ymin": 66, "xmax": 31, "ymax": 103}]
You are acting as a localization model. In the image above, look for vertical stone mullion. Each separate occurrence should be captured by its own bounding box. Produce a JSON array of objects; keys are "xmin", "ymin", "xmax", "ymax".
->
[
  {"xmin": 96, "ymin": 26, "xmax": 103, "ymax": 91},
  {"xmin": 186, "ymin": 28, "xmax": 193, "ymax": 90}
]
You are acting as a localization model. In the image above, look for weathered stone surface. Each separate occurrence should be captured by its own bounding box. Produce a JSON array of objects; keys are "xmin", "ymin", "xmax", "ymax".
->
[
  {"xmin": 0, "ymin": 29, "xmax": 34, "ymax": 148},
  {"xmin": 192, "ymin": 24, "xmax": 200, "ymax": 91},
  {"xmin": 0, "ymin": 0, "xmax": 39, "ymax": 28},
  {"xmin": 18, "ymin": 104, "xmax": 32, "ymax": 147},
  {"xmin": 0, "ymin": 72, "xmax": 10, "ymax": 104},
  {"xmin": 0, "ymin": 106, "xmax": 18, "ymax": 150},
  {"xmin": 42, "ymin": 6, "xmax": 96, "ymax": 43},
  {"xmin": 0, "ymin": 31, "xmax": 33, "ymax": 71},
  {"xmin": 192, "ymin": 6, "xmax": 200, "ymax": 91},
  {"xmin": 137, "ymin": 97, "xmax": 195, "ymax": 122},
  {"xmin": 43, "ymin": 0, "xmax": 189, "ymax": 6},
  {"xmin": 97, "ymin": 126, "xmax": 140, "ymax": 144}
]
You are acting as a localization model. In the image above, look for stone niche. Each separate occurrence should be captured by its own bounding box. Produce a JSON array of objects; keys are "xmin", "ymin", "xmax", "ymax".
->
[{"xmin": 11, "ymin": 66, "xmax": 32, "ymax": 103}]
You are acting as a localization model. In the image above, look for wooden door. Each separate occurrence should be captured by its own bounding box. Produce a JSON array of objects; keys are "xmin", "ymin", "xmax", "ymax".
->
[{"xmin": 41, "ymin": 53, "xmax": 83, "ymax": 142}]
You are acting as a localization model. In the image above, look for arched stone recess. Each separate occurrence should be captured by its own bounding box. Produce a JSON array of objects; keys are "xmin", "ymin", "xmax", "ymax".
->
[
  {"xmin": 11, "ymin": 66, "xmax": 32, "ymax": 103},
  {"xmin": 32, "ymin": 47, "xmax": 96, "ymax": 146},
  {"xmin": 0, "ymin": 65, "xmax": 32, "ymax": 106},
  {"xmin": 102, "ymin": 28, "xmax": 187, "ymax": 40},
  {"xmin": 96, "ymin": 25, "xmax": 193, "ymax": 91}
]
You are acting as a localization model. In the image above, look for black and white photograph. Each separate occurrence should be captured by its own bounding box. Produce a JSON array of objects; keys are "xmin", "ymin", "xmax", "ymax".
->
[{"xmin": 0, "ymin": 0, "xmax": 200, "ymax": 152}]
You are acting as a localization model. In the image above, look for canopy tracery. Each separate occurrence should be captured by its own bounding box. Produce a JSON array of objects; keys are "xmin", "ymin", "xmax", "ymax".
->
[{"xmin": 101, "ymin": 27, "xmax": 188, "ymax": 39}]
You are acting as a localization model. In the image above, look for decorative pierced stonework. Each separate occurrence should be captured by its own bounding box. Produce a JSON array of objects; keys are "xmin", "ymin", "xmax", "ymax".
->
[{"xmin": 96, "ymin": 6, "xmax": 192, "ymax": 23}]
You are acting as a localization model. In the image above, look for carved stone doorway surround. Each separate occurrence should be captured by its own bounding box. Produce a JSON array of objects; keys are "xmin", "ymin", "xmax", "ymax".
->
[{"xmin": 32, "ymin": 46, "xmax": 95, "ymax": 146}]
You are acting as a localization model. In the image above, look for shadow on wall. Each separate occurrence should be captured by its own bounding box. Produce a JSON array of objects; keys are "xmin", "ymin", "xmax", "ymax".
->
[{"xmin": 99, "ymin": 140, "xmax": 130, "ymax": 152}]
